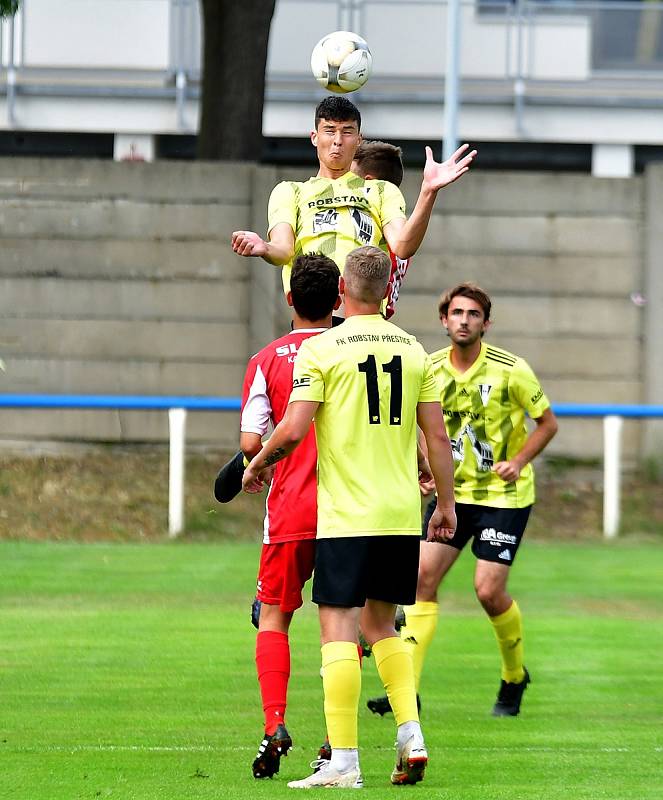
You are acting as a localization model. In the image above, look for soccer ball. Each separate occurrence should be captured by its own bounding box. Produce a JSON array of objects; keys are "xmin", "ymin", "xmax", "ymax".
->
[{"xmin": 310, "ymin": 31, "xmax": 372, "ymax": 94}]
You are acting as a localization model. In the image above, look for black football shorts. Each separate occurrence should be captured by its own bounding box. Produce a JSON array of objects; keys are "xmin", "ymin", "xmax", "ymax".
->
[
  {"xmin": 421, "ymin": 498, "xmax": 531, "ymax": 567},
  {"xmin": 313, "ymin": 534, "xmax": 420, "ymax": 607}
]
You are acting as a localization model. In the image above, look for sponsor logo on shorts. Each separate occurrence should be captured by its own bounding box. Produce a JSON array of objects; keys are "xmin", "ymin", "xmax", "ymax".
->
[
  {"xmin": 498, "ymin": 548, "xmax": 512, "ymax": 561},
  {"xmin": 480, "ymin": 527, "xmax": 517, "ymax": 547}
]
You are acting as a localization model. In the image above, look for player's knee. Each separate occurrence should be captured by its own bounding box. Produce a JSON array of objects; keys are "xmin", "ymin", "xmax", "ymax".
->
[
  {"xmin": 258, "ymin": 602, "xmax": 292, "ymax": 633},
  {"xmin": 474, "ymin": 581, "xmax": 501, "ymax": 612},
  {"xmin": 361, "ymin": 620, "xmax": 395, "ymax": 646},
  {"xmin": 415, "ymin": 570, "xmax": 439, "ymax": 602}
]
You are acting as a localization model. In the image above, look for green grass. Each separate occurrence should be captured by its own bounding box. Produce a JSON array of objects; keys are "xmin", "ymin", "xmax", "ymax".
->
[{"xmin": 1, "ymin": 539, "xmax": 662, "ymax": 799}]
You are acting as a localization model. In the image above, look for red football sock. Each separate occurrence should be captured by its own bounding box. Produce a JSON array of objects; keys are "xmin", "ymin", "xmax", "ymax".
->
[{"xmin": 256, "ymin": 630, "xmax": 290, "ymax": 735}]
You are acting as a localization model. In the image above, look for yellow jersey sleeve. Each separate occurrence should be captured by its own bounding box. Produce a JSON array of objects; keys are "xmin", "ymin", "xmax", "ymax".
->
[
  {"xmin": 380, "ymin": 180, "xmax": 407, "ymax": 228},
  {"xmin": 509, "ymin": 358, "xmax": 550, "ymax": 419},
  {"xmin": 267, "ymin": 181, "xmax": 298, "ymax": 235},
  {"xmin": 289, "ymin": 338, "xmax": 325, "ymax": 403},
  {"xmin": 418, "ymin": 352, "xmax": 442, "ymax": 403}
]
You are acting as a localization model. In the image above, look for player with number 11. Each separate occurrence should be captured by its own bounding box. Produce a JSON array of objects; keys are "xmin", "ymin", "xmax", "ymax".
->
[{"xmin": 243, "ymin": 245, "xmax": 456, "ymax": 789}]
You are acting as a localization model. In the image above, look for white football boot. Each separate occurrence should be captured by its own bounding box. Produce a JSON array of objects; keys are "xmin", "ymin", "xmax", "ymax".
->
[
  {"xmin": 288, "ymin": 759, "xmax": 363, "ymax": 789},
  {"xmin": 390, "ymin": 732, "xmax": 428, "ymax": 785}
]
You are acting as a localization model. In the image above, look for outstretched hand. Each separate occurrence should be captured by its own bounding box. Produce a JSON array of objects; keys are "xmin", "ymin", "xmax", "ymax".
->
[
  {"xmin": 422, "ymin": 143, "xmax": 477, "ymax": 193},
  {"xmin": 232, "ymin": 230, "xmax": 267, "ymax": 258}
]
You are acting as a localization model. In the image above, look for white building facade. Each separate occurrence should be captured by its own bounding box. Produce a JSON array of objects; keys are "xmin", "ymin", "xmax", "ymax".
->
[{"xmin": 0, "ymin": 0, "xmax": 662, "ymax": 175}]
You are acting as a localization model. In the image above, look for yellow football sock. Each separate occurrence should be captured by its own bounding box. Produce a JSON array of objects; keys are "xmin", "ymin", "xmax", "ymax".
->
[
  {"xmin": 372, "ymin": 636, "xmax": 419, "ymax": 726},
  {"xmin": 490, "ymin": 600, "xmax": 525, "ymax": 683},
  {"xmin": 321, "ymin": 641, "xmax": 361, "ymax": 749},
  {"xmin": 400, "ymin": 601, "xmax": 439, "ymax": 691}
]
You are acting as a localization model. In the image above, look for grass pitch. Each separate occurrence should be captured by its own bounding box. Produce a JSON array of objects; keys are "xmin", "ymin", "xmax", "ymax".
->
[{"xmin": 1, "ymin": 539, "xmax": 662, "ymax": 799}]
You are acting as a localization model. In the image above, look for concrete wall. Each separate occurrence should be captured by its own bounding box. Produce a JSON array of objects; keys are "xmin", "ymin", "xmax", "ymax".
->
[
  {"xmin": 257, "ymin": 164, "xmax": 650, "ymax": 461},
  {"xmin": 0, "ymin": 158, "xmax": 252, "ymax": 446},
  {"xmin": 396, "ymin": 168, "xmax": 647, "ymax": 461},
  {"xmin": 0, "ymin": 157, "xmax": 658, "ymax": 460}
]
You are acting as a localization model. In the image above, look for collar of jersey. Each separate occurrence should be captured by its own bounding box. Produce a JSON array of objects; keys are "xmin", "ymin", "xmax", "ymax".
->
[
  {"xmin": 311, "ymin": 171, "xmax": 356, "ymax": 183},
  {"xmin": 289, "ymin": 327, "xmax": 327, "ymax": 334},
  {"xmin": 445, "ymin": 341, "xmax": 487, "ymax": 381},
  {"xmin": 343, "ymin": 313, "xmax": 383, "ymax": 324}
]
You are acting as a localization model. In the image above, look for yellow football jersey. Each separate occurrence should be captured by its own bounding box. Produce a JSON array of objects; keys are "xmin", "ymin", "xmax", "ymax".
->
[
  {"xmin": 431, "ymin": 342, "xmax": 550, "ymax": 508},
  {"xmin": 268, "ymin": 171, "xmax": 406, "ymax": 294},
  {"xmin": 290, "ymin": 314, "xmax": 440, "ymax": 539}
]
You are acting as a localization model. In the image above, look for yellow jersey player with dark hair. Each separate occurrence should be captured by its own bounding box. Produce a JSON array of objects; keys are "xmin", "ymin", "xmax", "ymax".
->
[
  {"xmin": 242, "ymin": 246, "xmax": 457, "ymax": 789},
  {"xmin": 368, "ymin": 282, "xmax": 558, "ymax": 719},
  {"xmin": 231, "ymin": 95, "xmax": 476, "ymax": 296}
]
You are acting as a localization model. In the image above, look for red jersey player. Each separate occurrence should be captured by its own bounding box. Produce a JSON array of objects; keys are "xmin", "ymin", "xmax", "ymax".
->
[
  {"xmin": 351, "ymin": 140, "xmax": 411, "ymax": 320},
  {"xmin": 239, "ymin": 253, "xmax": 341, "ymax": 780}
]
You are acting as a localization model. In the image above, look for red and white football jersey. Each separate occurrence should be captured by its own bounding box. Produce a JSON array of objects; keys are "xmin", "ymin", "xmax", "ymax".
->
[
  {"xmin": 385, "ymin": 250, "xmax": 411, "ymax": 320},
  {"xmin": 241, "ymin": 328, "xmax": 324, "ymax": 544}
]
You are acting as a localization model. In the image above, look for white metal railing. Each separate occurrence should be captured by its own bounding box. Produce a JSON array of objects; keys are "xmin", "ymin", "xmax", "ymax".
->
[
  {"xmin": 555, "ymin": 404, "xmax": 663, "ymax": 538},
  {"xmin": 1, "ymin": 395, "xmax": 661, "ymax": 538},
  {"xmin": 0, "ymin": 394, "xmax": 239, "ymax": 536}
]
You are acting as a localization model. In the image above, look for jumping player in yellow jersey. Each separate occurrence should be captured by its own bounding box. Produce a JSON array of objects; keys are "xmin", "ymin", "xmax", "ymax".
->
[
  {"xmin": 231, "ymin": 95, "xmax": 476, "ymax": 294},
  {"xmin": 242, "ymin": 246, "xmax": 457, "ymax": 789},
  {"xmin": 368, "ymin": 283, "xmax": 558, "ymax": 719}
]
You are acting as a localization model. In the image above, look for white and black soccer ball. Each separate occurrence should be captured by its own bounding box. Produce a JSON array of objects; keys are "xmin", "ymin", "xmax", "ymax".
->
[{"xmin": 310, "ymin": 31, "xmax": 372, "ymax": 94}]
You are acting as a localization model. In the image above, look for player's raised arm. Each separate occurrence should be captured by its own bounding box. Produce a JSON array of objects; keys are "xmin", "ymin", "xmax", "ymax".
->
[
  {"xmin": 231, "ymin": 222, "xmax": 295, "ymax": 266},
  {"xmin": 384, "ymin": 144, "xmax": 477, "ymax": 260}
]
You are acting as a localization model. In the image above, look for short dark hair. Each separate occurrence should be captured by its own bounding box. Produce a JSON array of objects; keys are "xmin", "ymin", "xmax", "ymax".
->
[
  {"xmin": 438, "ymin": 282, "xmax": 492, "ymax": 322},
  {"xmin": 290, "ymin": 253, "xmax": 340, "ymax": 321},
  {"xmin": 314, "ymin": 96, "xmax": 361, "ymax": 130},
  {"xmin": 353, "ymin": 140, "xmax": 403, "ymax": 187}
]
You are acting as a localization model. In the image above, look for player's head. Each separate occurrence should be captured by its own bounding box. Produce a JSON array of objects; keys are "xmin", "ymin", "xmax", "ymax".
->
[
  {"xmin": 312, "ymin": 96, "xmax": 362, "ymax": 175},
  {"xmin": 314, "ymin": 96, "xmax": 361, "ymax": 131},
  {"xmin": 288, "ymin": 253, "xmax": 341, "ymax": 323},
  {"xmin": 342, "ymin": 246, "xmax": 390, "ymax": 305},
  {"xmin": 351, "ymin": 140, "xmax": 404, "ymax": 186},
  {"xmin": 438, "ymin": 282, "xmax": 492, "ymax": 345}
]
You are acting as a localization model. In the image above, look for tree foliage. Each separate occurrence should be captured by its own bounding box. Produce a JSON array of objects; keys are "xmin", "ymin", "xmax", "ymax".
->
[
  {"xmin": 0, "ymin": 0, "xmax": 19, "ymax": 18},
  {"xmin": 197, "ymin": 0, "xmax": 276, "ymax": 162}
]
